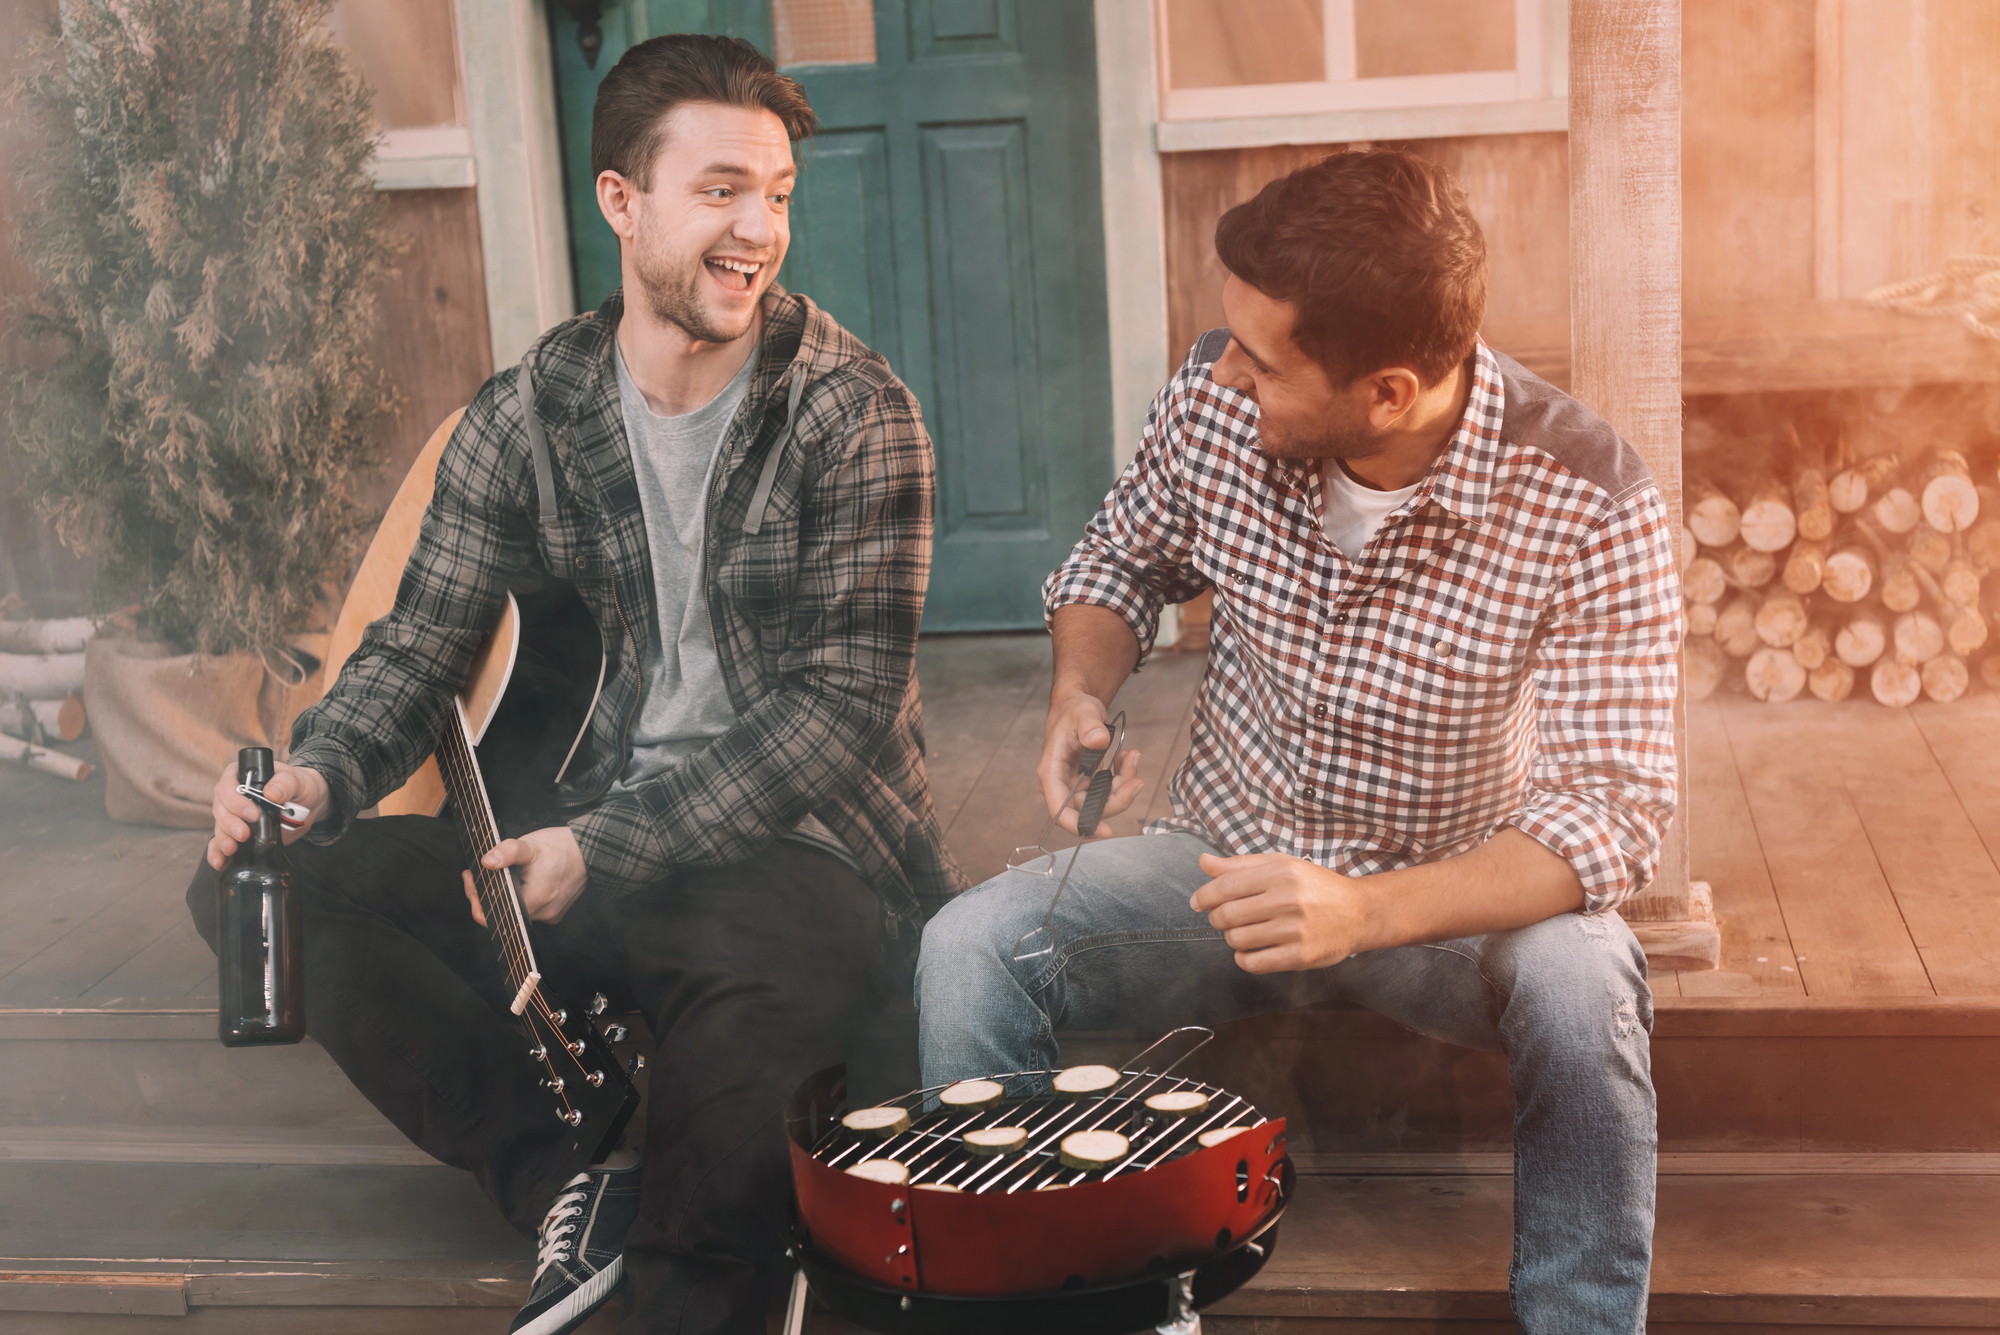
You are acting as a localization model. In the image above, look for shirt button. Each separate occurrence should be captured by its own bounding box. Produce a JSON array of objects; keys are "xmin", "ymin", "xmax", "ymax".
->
[
  {"xmin": 1314, "ymin": 703, "xmax": 1328, "ymax": 719},
  {"xmin": 1234, "ymin": 571, "xmax": 1248, "ymax": 584},
  {"xmin": 573, "ymin": 555, "xmax": 589, "ymax": 571},
  {"xmin": 1302, "ymin": 784, "xmax": 1316, "ymax": 801},
  {"xmin": 1434, "ymin": 639, "xmax": 1453, "ymax": 659},
  {"xmin": 1332, "ymin": 612, "xmax": 1348, "ymax": 626}
]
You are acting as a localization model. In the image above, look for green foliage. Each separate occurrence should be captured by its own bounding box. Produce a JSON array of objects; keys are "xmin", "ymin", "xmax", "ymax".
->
[{"xmin": 10, "ymin": 0, "xmax": 396, "ymax": 657}]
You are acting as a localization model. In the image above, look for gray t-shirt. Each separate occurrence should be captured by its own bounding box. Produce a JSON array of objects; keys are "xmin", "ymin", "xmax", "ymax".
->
[
  {"xmin": 611, "ymin": 341, "xmax": 755, "ymax": 788},
  {"xmin": 609, "ymin": 342, "xmax": 857, "ymax": 873}
]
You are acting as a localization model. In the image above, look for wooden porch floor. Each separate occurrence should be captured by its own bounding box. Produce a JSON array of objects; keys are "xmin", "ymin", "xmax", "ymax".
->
[{"xmin": 3, "ymin": 634, "xmax": 1998, "ymax": 1009}]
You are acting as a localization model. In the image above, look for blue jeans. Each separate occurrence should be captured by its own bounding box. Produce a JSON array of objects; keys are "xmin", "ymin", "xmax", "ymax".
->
[{"xmin": 914, "ymin": 832, "xmax": 1656, "ymax": 1335}]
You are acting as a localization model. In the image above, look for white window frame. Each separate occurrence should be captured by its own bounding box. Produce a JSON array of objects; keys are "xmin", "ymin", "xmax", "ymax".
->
[{"xmin": 1154, "ymin": 0, "xmax": 1568, "ymax": 153}]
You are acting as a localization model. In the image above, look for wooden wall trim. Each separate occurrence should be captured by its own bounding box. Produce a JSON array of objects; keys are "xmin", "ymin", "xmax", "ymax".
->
[
  {"xmin": 1096, "ymin": 0, "xmax": 1171, "ymax": 473},
  {"xmin": 455, "ymin": 0, "xmax": 575, "ymax": 368},
  {"xmin": 369, "ymin": 127, "xmax": 478, "ymax": 191},
  {"xmin": 1812, "ymin": 0, "xmax": 1842, "ymax": 301},
  {"xmin": 1157, "ymin": 96, "xmax": 1568, "ymax": 153},
  {"xmin": 1568, "ymin": 0, "xmax": 1688, "ymax": 919},
  {"xmin": 1095, "ymin": 0, "xmax": 1180, "ymax": 648}
]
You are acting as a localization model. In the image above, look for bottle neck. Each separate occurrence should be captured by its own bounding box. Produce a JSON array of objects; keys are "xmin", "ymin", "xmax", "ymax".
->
[{"xmin": 247, "ymin": 806, "xmax": 283, "ymax": 851}]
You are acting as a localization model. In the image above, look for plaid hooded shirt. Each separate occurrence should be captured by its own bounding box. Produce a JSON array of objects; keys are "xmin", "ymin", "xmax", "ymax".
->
[
  {"xmin": 290, "ymin": 286, "xmax": 963, "ymax": 932},
  {"xmin": 1046, "ymin": 332, "xmax": 1680, "ymax": 913}
]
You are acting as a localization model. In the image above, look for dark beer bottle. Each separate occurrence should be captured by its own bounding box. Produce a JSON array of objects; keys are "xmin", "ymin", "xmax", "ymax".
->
[{"xmin": 217, "ymin": 747, "xmax": 306, "ymax": 1046}]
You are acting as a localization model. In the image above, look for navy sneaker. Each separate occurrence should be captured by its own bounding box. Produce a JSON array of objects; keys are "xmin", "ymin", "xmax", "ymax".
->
[{"xmin": 509, "ymin": 1160, "xmax": 642, "ymax": 1335}]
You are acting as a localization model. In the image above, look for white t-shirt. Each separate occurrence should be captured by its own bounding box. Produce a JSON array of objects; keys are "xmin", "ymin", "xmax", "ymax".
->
[{"xmin": 1318, "ymin": 461, "xmax": 1420, "ymax": 560}]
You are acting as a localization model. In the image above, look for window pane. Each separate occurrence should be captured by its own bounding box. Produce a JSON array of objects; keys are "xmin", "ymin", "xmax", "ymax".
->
[
  {"xmin": 1354, "ymin": 0, "xmax": 1516, "ymax": 79},
  {"xmin": 1165, "ymin": 0, "xmax": 1324, "ymax": 90},
  {"xmin": 771, "ymin": 0, "xmax": 878, "ymax": 68}
]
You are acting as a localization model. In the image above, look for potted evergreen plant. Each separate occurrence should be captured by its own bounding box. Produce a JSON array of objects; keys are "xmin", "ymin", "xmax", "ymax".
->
[{"xmin": 8, "ymin": 0, "xmax": 396, "ymax": 824}]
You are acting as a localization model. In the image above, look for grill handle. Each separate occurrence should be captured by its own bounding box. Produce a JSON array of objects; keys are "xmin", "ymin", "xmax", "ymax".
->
[{"xmin": 1118, "ymin": 1026, "xmax": 1215, "ymax": 1081}]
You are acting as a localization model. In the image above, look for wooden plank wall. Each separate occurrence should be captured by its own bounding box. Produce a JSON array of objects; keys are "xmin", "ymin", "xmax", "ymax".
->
[
  {"xmin": 1160, "ymin": 134, "xmax": 1570, "ymax": 382},
  {"xmin": 1159, "ymin": 0, "xmax": 2000, "ymax": 396},
  {"xmin": 357, "ymin": 192, "xmax": 496, "ymax": 519}
]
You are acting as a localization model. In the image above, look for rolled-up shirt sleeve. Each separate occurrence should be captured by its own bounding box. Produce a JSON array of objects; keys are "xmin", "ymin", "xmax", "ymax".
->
[
  {"xmin": 1043, "ymin": 346, "xmax": 1216, "ymax": 660},
  {"xmin": 1506, "ymin": 484, "xmax": 1682, "ymax": 913}
]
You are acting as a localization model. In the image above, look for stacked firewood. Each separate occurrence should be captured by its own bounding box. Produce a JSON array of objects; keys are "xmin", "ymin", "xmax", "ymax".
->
[
  {"xmin": 0, "ymin": 602, "xmax": 94, "ymax": 781},
  {"xmin": 1682, "ymin": 429, "xmax": 2000, "ymax": 707}
]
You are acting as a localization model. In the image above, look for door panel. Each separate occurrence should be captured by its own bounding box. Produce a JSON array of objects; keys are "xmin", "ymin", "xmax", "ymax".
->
[
  {"xmin": 923, "ymin": 121, "xmax": 1040, "ymax": 529},
  {"xmin": 783, "ymin": 129, "xmax": 899, "ymax": 358},
  {"xmin": 548, "ymin": 0, "xmax": 1110, "ymax": 629}
]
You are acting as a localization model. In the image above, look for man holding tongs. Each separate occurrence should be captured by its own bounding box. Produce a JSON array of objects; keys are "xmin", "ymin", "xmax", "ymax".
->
[{"xmin": 916, "ymin": 148, "xmax": 1679, "ymax": 1335}]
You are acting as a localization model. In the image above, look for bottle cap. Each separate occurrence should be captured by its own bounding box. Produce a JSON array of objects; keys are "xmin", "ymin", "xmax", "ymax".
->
[{"xmin": 237, "ymin": 747, "xmax": 275, "ymax": 784}]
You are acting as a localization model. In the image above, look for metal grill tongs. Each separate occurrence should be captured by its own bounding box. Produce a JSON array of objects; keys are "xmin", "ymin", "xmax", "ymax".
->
[{"xmin": 1009, "ymin": 710, "xmax": 1128, "ymax": 962}]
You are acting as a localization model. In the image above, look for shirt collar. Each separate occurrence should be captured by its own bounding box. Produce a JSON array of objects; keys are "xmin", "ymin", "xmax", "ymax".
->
[{"xmin": 1408, "ymin": 338, "xmax": 1505, "ymax": 526}]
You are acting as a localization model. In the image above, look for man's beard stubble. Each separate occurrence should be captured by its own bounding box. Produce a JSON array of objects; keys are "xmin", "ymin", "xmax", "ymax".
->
[
  {"xmin": 1255, "ymin": 409, "xmax": 1388, "ymax": 466},
  {"xmin": 630, "ymin": 227, "xmax": 755, "ymax": 345}
]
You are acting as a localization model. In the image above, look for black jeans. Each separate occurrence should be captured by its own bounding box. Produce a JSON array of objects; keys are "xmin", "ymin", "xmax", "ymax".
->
[{"xmin": 187, "ymin": 816, "xmax": 888, "ymax": 1335}]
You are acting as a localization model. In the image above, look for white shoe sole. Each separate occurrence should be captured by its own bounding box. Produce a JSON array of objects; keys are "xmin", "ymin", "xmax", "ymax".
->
[{"xmin": 512, "ymin": 1256, "xmax": 625, "ymax": 1335}]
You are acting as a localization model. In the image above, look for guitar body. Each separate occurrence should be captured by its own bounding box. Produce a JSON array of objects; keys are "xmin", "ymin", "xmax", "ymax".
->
[{"xmin": 318, "ymin": 409, "xmax": 638, "ymax": 1160}]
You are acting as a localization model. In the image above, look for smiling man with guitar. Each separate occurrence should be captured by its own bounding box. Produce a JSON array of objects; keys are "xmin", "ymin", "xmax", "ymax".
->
[{"xmin": 186, "ymin": 35, "xmax": 958, "ymax": 1335}]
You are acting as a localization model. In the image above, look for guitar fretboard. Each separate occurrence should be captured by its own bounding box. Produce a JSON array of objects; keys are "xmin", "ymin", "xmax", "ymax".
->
[{"xmin": 434, "ymin": 700, "xmax": 541, "ymax": 997}]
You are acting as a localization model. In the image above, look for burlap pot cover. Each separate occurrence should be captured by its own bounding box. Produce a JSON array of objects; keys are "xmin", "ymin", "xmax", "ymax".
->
[{"xmin": 85, "ymin": 634, "xmax": 327, "ymax": 827}]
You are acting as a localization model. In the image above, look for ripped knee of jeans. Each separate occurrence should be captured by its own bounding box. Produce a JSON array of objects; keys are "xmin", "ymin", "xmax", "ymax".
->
[{"xmin": 1612, "ymin": 991, "xmax": 1641, "ymax": 1039}]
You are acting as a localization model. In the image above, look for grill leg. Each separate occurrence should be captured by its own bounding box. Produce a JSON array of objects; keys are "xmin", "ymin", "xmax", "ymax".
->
[
  {"xmin": 1156, "ymin": 1269, "xmax": 1200, "ymax": 1335},
  {"xmin": 782, "ymin": 1266, "xmax": 810, "ymax": 1335}
]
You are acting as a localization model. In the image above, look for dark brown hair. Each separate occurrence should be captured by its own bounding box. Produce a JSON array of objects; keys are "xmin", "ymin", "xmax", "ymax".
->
[
  {"xmin": 591, "ymin": 34, "xmax": 817, "ymax": 189},
  {"xmin": 1214, "ymin": 148, "xmax": 1487, "ymax": 385}
]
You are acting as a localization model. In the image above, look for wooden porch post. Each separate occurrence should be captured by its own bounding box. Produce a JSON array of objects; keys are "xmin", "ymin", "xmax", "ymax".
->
[{"xmin": 1569, "ymin": 0, "xmax": 1715, "ymax": 963}]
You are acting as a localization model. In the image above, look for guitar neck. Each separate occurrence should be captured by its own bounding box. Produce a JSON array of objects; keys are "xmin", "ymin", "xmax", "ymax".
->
[{"xmin": 434, "ymin": 699, "xmax": 542, "ymax": 1000}]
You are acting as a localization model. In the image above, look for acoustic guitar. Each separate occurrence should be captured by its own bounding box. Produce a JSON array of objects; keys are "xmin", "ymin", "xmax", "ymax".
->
[{"xmin": 318, "ymin": 410, "xmax": 638, "ymax": 1161}]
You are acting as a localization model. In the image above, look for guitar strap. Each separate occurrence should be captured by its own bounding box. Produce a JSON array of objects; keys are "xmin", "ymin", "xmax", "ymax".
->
[{"xmin": 516, "ymin": 355, "xmax": 559, "ymax": 528}]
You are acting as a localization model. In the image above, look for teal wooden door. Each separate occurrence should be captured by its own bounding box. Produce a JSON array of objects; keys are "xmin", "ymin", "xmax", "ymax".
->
[{"xmin": 549, "ymin": 0, "xmax": 1113, "ymax": 630}]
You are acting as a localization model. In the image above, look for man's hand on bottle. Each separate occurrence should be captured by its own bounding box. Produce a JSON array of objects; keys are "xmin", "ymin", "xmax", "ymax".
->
[
  {"xmin": 463, "ymin": 826, "xmax": 589, "ymax": 926},
  {"xmin": 206, "ymin": 761, "xmax": 331, "ymax": 870},
  {"xmin": 1037, "ymin": 691, "xmax": 1145, "ymax": 835}
]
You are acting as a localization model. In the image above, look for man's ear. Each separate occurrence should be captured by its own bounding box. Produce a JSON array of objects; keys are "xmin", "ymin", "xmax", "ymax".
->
[
  {"xmin": 1365, "ymin": 368, "xmax": 1424, "ymax": 429},
  {"xmin": 595, "ymin": 170, "xmax": 640, "ymax": 242}
]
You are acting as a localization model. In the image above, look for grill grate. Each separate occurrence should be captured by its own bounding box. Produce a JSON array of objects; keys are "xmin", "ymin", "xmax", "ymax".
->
[{"xmin": 811, "ymin": 1062, "xmax": 1268, "ymax": 1195}]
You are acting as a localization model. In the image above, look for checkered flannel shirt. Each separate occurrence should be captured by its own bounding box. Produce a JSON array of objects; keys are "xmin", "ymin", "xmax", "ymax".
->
[
  {"xmin": 1046, "ymin": 332, "xmax": 1681, "ymax": 913},
  {"xmin": 290, "ymin": 287, "xmax": 962, "ymax": 931}
]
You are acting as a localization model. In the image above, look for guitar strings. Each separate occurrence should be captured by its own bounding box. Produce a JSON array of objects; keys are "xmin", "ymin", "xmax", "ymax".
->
[
  {"xmin": 435, "ymin": 703, "xmax": 597, "ymax": 1084},
  {"xmin": 434, "ymin": 721, "xmax": 539, "ymax": 990},
  {"xmin": 433, "ymin": 737, "xmax": 591, "ymax": 1111}
]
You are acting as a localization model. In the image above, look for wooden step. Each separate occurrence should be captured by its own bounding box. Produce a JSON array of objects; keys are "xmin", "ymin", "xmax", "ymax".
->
[
  {"xmin": 1061, "ymin": 996, "xmax": 2000, "ymax": 1156},
  {"xmin": 5, "ymin": 1159, "xmax": 1996, "ymax": 1332},
  {"xmin": 0, "ymin": 1010, "xmax": 407, "ymax": 1148},
  {"xmin": 1206, "ymin": 1160, "xmax": 2000, "ymax": 1331}
]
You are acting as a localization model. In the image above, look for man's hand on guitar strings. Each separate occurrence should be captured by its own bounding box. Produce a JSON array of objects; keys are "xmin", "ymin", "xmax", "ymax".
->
[
  {"xmin": 463, "ymin": 825, "xmax": 591, "ymax": 927},
  {"xmin": 206, "ymin": 761, "xmax": 330, "ymax": 871}
]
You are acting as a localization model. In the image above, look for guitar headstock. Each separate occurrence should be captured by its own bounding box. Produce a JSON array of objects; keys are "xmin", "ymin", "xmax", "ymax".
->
[{"xmin": 521, "ymin": 990, "xmax": 641, "ymax": 1158}]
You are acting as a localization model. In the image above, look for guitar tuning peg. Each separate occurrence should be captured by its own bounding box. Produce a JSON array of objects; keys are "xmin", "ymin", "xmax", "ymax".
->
[
  {"xmin": 590, "ymin": 993, "xmax": 609, "ymax": 1016},
  {"xmin": 602, "ymin": 1023, "xmax": 630, "ymax": 1044},
  {"xmin": 628, "ymin": 1053, "xmax": 647, "ymax": 1076},
  {"xmin": 553, "ymin": 1009, "xmax": 571, "ymax": 1027}
]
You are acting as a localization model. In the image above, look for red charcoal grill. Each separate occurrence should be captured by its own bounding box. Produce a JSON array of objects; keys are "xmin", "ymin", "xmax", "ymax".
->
[{"xmin": 780, "ymin": 1029, "xmax": 1293, "ymax": 1335}]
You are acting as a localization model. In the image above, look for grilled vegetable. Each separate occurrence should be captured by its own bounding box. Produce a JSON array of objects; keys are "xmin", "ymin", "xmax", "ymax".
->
[
  {"xmin": 961, "ymin": 1126, "xmax": 1029, "ymax": 1156},
  {"xmin": 844, "ymin": 1158, "xmax": 910, "ymax": 1184},
  {"xmin": 1058, "ymin": 1129, "xmax": 1130, "ymax": 1170},
  {"xmin": 841, "ymin": 1106, "xmax": 911, "ymax": 1138},
  {"xmin": 1197, "ymin": 1125, "xmax": 1250, "ymax": 1149},
  {"xmin": 1144, "ymin": 1090, "xmax": 1210, "ymax": 1119},
  {"xmin": 1050, "ymin": 1064, "xmax": 1120, "ymax": 1096},
  {"xmin": 938, "ymin": 1079, "xmax": 1005, "ymax": 1112}
]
